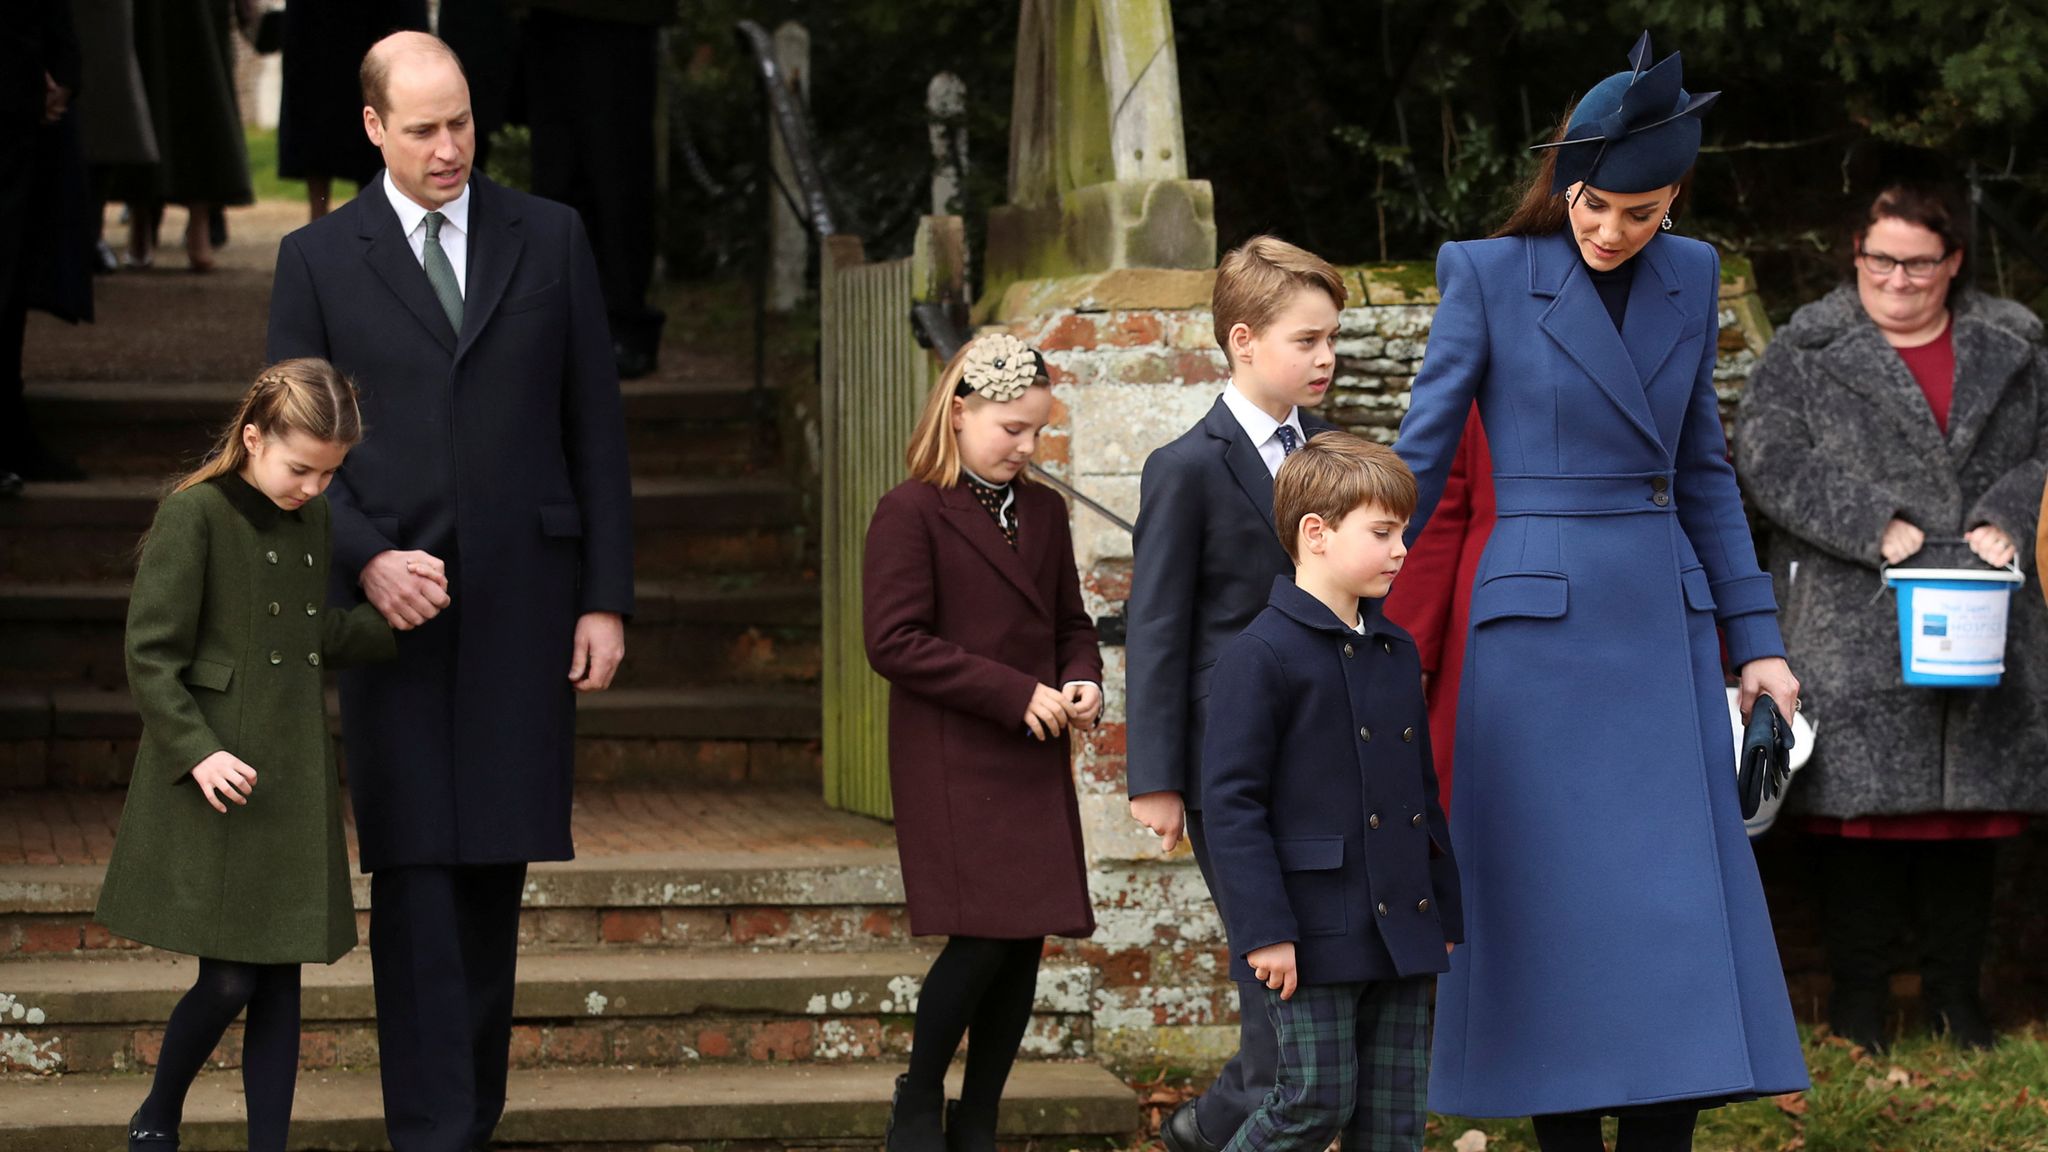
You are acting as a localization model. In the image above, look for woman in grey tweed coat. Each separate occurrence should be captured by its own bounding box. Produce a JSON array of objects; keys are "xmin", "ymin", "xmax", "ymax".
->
[{"xmin": 1736, "ymin": 183, "xmax": 2048, "ymax": 1053}]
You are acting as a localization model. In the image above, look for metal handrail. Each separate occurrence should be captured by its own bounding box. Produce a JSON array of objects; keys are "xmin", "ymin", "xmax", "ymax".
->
[
  {"xmin": 1029, "ymin": 464, "xmax": 1136, "ymax": 534},
  {"xmin": 1967, "ymin": 171, "xmax": 2048, "ymax": 286},
  {"xmin": 734, "ymin": 20, "xmax": 836, "ymax": 239}
]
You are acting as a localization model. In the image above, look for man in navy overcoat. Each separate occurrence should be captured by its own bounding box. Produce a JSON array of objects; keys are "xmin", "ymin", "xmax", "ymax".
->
[{"xmin": 265, "ymin": 31, "xmax": 632, "ymax": 1152}]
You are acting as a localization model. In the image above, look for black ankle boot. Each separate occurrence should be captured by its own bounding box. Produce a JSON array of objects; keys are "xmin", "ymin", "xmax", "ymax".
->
[
  {"xmin": 886, "ymin": 1074, "xmax": 945, "ymax": 1152},
  {"xmin": 128, "ymin": 1108, "xmax": 178, "ymax": 1151},
  {"xmin": 1924, "ymin": 979, "xmax": 1996, "ymax": 1050},
  {"xmin": 946, "ymin": 1099, "xmax": 1000, "ymax": 1152},
  {"xmin": 1828, "ymin": 977, "xmax": 1891, "ymax": 1053}
]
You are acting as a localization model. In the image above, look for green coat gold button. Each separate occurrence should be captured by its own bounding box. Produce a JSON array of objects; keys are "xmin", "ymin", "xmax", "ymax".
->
[
  {"xmin": 269, "ymin": 651, "xmax": 283, "ymax": 665},
  {"xmin": 265, "ymin": 551, "xmax": 278, "ymax": 564},
  {"xmin": 307, "ymin": 653, "xmax": 321, "ymax": 667},
  {"xmin": 304, "ymin": 553, "xmax": 314, "ymax": 567},
  {"xmin": 306, "ymin": 603, "xmax": 318, "ymax": 616},
  {"xmin": 267, "ymin": 602, "xmax": 280, "ymax": 616}
]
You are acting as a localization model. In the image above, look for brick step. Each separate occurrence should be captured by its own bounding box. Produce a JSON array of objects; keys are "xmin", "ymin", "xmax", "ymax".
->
[
  {"xmin": 0, "ymin": 1062, "xmax": 1137, "ymax": 1151},
  {"xmin": 0, "ymin": 478, "xmax": 808, "ymax": 582},
  {"xmin": 0, "ymin": 578, "xmax": 821, "ymax": 690},
  {"xmin": 24, "ymin": 378, "xmax": 773, "ymax": 478},
  {"xmin": 0, "ymin": 949, "xmax": 1093, "ymax": 1075},
  {"xmin": 3, "ymin": 848, "xmax": 908, "ymax": 959},
  {"xmin": 0, "ymin": 686, "xmax": 822, "ymax": 790}
]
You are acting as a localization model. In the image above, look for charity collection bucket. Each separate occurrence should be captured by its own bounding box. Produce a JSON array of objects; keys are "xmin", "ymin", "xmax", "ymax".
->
[{"xmin": 1881, "ymin": 563, "xmax": 2025, "ymax": 688}]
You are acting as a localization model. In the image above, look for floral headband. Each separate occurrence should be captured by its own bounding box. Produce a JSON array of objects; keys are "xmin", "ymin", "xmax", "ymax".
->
[{"xmin": 954, "ymin": 333, "xmax": 1046, "ymax": 403}]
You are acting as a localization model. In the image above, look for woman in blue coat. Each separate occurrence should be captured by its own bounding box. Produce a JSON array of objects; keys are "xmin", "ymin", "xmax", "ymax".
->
[{"xmin": 1394, "ymin": 34, "xmax": 1808, "ymax": 1150}]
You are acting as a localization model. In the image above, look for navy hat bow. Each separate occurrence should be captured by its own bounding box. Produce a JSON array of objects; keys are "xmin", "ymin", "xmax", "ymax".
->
[{"xmin": 1535, "ymin": 32, "xmax": 1719, "ymax": 196}]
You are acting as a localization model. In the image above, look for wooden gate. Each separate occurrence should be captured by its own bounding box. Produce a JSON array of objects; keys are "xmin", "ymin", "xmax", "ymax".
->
[{"xmin": 819, "ymin": 217, "xmax": 966, "ymax": 819}]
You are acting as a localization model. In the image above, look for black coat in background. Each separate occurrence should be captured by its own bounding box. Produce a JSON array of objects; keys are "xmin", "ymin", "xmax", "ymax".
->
[
  {"xmin": 266, "ymin": 172, "xmax": 635, "ymax": 871},
  {"xmin": 277, "ymin": 0, "xmax": 428, "ymax": 185},
  {"xmin": 116, "ymin": 0, "xmax": 250, "ymax": 206}
]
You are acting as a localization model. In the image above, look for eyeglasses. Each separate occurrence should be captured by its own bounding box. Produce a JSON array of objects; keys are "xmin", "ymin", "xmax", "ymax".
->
[{"xmin": 1857, "ymin": 248, "xmax": 1952, "ymax": 279}]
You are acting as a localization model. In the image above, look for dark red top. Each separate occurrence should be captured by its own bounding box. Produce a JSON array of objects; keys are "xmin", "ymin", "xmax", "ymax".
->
[
  {"xmin": 1805, "ymin": 317, "xmax": 2026, "ymax": 841},
  {"xmin": 1897, "ymin": 319, "xmax": 1956, "ymax": 435}
]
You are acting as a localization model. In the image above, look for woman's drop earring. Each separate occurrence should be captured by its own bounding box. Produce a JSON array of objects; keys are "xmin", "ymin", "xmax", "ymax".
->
[{"xmin": 1660, "ymin": 214, "xmax": 1675, "ymax": 231}]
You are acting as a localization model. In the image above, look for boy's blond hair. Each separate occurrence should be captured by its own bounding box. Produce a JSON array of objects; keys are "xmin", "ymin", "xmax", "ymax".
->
[
  {"xmin": 1272, "ymin": 432, "xmax": 1418, "ymax": 563},
  {"xmin": 1212, "ymin": 235, "xmax": 1348, "ymax": 354}
]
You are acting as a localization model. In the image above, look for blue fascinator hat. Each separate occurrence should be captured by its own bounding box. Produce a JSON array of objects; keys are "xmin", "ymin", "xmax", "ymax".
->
[{"xmin": 1535, "ymin": 32, "xmax": 1718, "ymax": 196}]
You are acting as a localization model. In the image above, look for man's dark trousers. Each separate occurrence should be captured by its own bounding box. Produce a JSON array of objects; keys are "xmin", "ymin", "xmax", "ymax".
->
[
  {"xmin": 370, "ymin": 862, "xmax": 527, "ymax": 1152},
  {"xmin": 1185, "ymin": 808, "xmax": 1281, "ymax": 1144}
]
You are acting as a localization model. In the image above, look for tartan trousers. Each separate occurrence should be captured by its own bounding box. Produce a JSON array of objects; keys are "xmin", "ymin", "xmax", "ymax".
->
[{"xmin": 1219, "ymin": 976, "xmax": 1434, "ymax": 1152}]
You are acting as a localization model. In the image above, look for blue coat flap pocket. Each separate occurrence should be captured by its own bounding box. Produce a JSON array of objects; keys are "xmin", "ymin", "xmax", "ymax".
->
[
  {"xmin": 183, "ymin": 658, "xmax": 234, "ymax": 692},
  {"xmin": 1274, "ymin": 836, "xmax": 1344, "ymax": 872},
  {"xmin": 1681, "ymin": 567, "xmax": 1717, "ymax": 612},
  {"xmin": 539, "ymin": 502, "xmax": 584, "ymax": 538},
  {"xmin": 1471, "ymin": 571, "xmax": 1568, "ymax": 626}
]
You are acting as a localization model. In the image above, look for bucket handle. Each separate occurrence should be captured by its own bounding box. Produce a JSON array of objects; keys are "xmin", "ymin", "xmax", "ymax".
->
[{"xmin": 1875, "ymin": 544, "xmax": 2023, "ymax": 603}]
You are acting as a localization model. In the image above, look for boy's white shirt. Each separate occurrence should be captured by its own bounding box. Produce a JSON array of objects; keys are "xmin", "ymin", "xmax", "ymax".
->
[{"xmin": 1221, "ymin": 380, "xmax": 1306, "ymax": 478}]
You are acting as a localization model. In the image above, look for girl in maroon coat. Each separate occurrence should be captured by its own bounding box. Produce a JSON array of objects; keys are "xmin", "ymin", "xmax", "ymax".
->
[{"xmin": 864, "ymin": 332, "xmax": 1103, "ymax": 1152}]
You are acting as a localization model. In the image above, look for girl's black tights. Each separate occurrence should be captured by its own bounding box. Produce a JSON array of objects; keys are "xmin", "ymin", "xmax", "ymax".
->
[
  {"xmin": 1531, "ymin": 1109, "xmax": 1700, "ymax": 1152},
  {"xmin": 135, "ymin": 958, "xmax": 302, "ymax": 1151},
  {"xmin": 904, "ymin": 935, "xmax": 1044, "ymax": 1107}
]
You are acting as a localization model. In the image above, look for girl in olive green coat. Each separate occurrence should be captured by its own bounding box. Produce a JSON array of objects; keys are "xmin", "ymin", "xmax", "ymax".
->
[{"xmin": 96, "ymin": 360, "xmax": 417, "ymax": 1152}]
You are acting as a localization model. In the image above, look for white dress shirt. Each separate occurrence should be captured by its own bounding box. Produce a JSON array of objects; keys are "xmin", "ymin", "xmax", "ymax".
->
[
  {"xmin": 383, "ymin": 172, "xmax": 470, "ymax": 297},
  {"xmin": 1220, "ymin": 381, "xmax": 1306, "ymax": 477}
]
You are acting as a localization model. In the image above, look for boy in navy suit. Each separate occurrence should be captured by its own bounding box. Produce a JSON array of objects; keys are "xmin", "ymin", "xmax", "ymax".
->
[
  {"xmin": 1201, "ymin": 433, "xmax": 1462, "ymax": 1152},
  {"xmin": 1125, "ymin": 236, "xmax": 1346, "ymax": 1152}
]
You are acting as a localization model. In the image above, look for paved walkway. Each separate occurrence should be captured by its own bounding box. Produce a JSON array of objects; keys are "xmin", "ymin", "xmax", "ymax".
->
[{"xmin": 0, "ymin": 785, "xmax": 893, "ymax": 868}]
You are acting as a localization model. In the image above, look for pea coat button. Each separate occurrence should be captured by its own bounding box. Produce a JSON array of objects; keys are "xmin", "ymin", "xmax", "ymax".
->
[
  {"xmin": 1369, "ymin": 813, "xmax": 1381, "ymax": 829},
  {"xmin": 307, "ymin": 653, "xmax": 321, "ymax": 667},
  {"xmin": 265, "ymin": 551, "xmax": 278, "ymax": 564},
  {"xmin": 1376, "ymin": 902, "xmax": 1389, "ymax": 917},
  {"xmin": 269, "ymin": 651, "xmax": 282, "ymax": 665},
  {"xmin": 1343, "ymin": 643, "xmax": 1354, "ymax": 658},
  {"xmin": 1381, "ymin": 640, "xmax": 1392, "ymax": 653},
  {"xmin": 306, "ymin": 603, "xmax": 318, "ymax": 616},
  {"xmin": 1652, "ymin": 491, "xmax": 1671, "ymax": 507},
  {"xmin": 267, "ymin": 602, "xmax": 280, "ymax": 616},
  {"xmin": 1411, "ymin": 813, "xmax": 1424, "ymax": 828},
  {"xmin": 1417, "ymin": 898, "xmax": 1431, "ymax": 913},
  {"xmin": 1359, "ymin": 726, "xmax": 1371, "ymax": 742},
  {"xmin": 1650, "ymin": 476, "xmax": 1670, "ymax": 492},
  {"xmin": 1402, "ymin": 727, "xmax": 1415, "ymax": 742}
]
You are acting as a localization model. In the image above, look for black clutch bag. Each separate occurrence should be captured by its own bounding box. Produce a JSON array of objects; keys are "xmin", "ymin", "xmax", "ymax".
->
[{"xmin": 1738, "ymin": 694, "xmax": 1795, "ymax": 820}]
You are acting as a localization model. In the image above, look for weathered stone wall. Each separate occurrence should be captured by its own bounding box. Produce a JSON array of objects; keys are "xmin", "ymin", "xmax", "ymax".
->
[{"xmin": 996, "ymin": 256, "xmax": 1777, "ymax": 1071}]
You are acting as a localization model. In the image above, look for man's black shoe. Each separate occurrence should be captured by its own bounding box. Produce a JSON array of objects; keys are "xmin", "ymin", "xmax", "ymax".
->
[{"xmin": 1161, "ymin": 1098, "xmax": 1220, "ymax": 1152}]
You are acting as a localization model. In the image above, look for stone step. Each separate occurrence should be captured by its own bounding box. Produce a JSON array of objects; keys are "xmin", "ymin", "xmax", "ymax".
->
[
  {"xmin": 0, "ymin": 949, "xmax": 1093, "ymax": 1075},
  {"xmin": 2, "ymin": 848, "xmax": 909, "ymax": 959},
  {"xmin": 0, "ymin": 479, "xmax": 809, "ymax": 582},
  {"xmin": 0, "ymin": 578, "xmax": 821, "ymax": 690},
  {"xmin": 24, "ymin": 378, "xmax": 772, "ymax": 478},
  {"xmin": 0, "ymin": 685, "xmax": 822, "ymax": 791},
  {"xmin": 0, "ymin": 1062, "xmax": 1137, "ymax": 1151}
]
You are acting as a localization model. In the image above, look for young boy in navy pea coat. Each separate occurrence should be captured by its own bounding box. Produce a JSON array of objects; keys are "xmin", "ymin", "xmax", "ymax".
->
[
  {"xmin": 1201, "ymin": 433, "xmax": 1462, "ymax": 1152},
  {"xmin": 1125, "ymin": 236, "xmax": 1348, "ymax": 1152}
]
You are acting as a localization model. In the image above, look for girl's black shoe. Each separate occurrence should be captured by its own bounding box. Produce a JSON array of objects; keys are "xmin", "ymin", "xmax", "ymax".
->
[
  {"xmin": 128, "ymin": 1109, "xmax": 178, "ymax": 1151},
  {"xmin": 885, "ymin": 1073, "xmax": 945, "ymax": 1152},
  {"xmin": 945, "ymin": 1098, "xmax": 1001, "ymax": 1152}
]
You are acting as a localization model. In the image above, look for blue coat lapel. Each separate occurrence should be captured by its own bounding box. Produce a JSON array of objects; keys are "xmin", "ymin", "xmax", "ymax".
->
[
  {"xmin": 1530, "ymin": 230, "xmax": 1667, "ymax": 456},
  {"xmin": 1622, "ymin": 241, "xmax": 1693, "ymax": 448},
  {"xmin": 357, "ymin": 175, "xmax": 458, "ymax": 354}
]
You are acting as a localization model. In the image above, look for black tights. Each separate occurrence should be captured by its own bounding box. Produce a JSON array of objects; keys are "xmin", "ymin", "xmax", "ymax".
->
[
  {"xmin": 136, "ymin": 959, "xmax": 302, "ymax": 1150},
  {"xmin": 903, "ymin": 935, "xmax": 1043, "ymax": 1108},
  {"xmin": 1531, "ymin": 1109, "xmax": 1699, "ymax": 1152}
]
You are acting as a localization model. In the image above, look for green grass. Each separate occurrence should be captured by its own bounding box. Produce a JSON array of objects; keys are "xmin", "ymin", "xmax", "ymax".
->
[
  {"xmin": 1121, "ymin": 1027, "xmax": 2048, "ymax": 1152},
  {"xmin": 242, "ymin": 127, "xmax": 360, "ymax": 206},
  {"xmin": 1423, "ymin": 1026, "xmax": 2048, "ymax": 1152}
]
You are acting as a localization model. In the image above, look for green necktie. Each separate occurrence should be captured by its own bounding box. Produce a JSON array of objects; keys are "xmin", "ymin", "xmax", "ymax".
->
[{"xmin": 423, "ymin": 211, "xmax": 464, "ymax": 333}]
